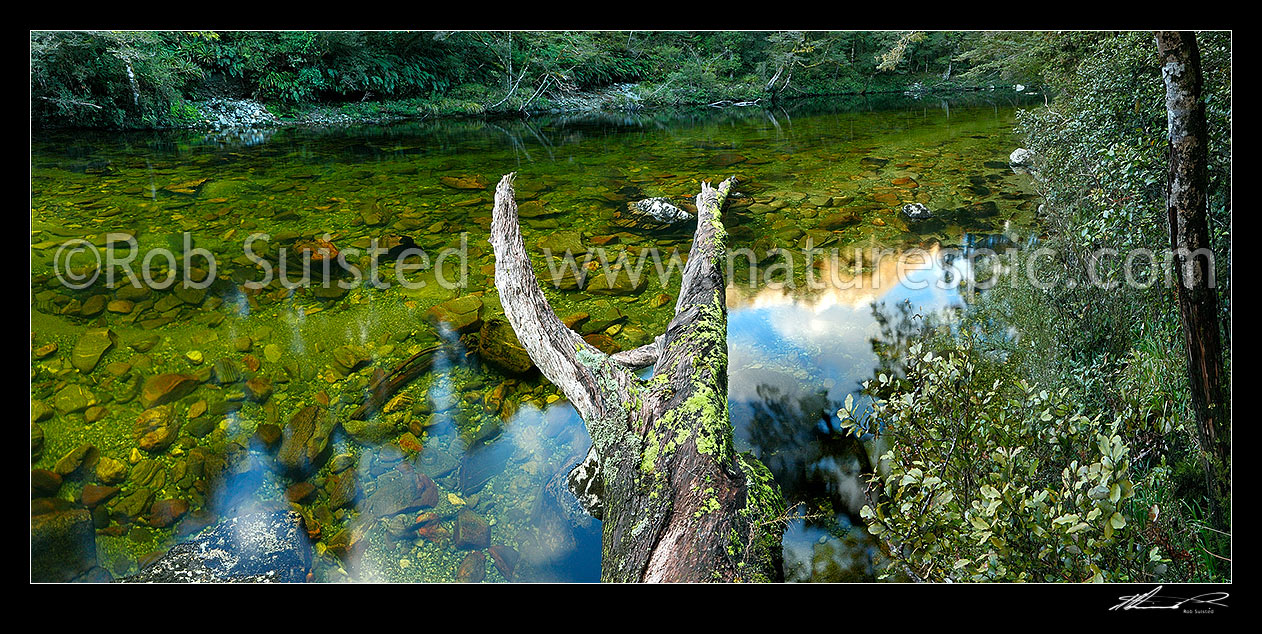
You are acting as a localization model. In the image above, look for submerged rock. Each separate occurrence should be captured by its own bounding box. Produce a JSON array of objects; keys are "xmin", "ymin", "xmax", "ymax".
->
[
  {"xmin": 489, "ymin": 544, "xmax": 520, "ymax": 580},
  {"xmin": 72, "ymin": 328, "xmax": 116, "ymax": 373},
  {"xmin": 478, "ymin": 318, "xmax": 534, "ymax": 375},
  {"xmin": 31, "ymin": 508, "xmax": 98, "ymax": 582},
  {"xmin": 140, "ymin": 373, "xmax": 199, "ymax": 409},
  {"xmin": 118, "ymin": 510, "xmax": 312, "ymax": 583},
  {"xmin": 54, "ymin": 384, "xmax": 98, "ymax": 415},
  {"xmin": 425, "ymin": 295, "xmax": 484, "ymax": 334},
  {"xmin": 614, "ymin": 198, "xmax": 692, "ymax": 229},
  {"xmin": 440, "ymin": 174, "xmax": 489, "ymax": 190},
  {"xmin": 585, "ymin": 267, "xmax": 648, "ymax": 296},
  {"xmin": 133, "ymin": 405, "xmax": 181, "ymax": 453},
  {"xmin": 454, "ymin": 509, "xmax": 491, "ymax": 550},
  {"xmin": 457, "ymin": 550, "xmax": 486, "ymax": 582},
  {"xmin": 53, "ymin": 444, "xmax": 98, "ymax": 476},
  {"xmin": 275, "ymin": 405, "xmax": 335, "ymax": 477}
]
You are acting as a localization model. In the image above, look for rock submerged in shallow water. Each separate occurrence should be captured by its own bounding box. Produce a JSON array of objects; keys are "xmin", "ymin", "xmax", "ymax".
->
[
  {"xmin": 331, "ymin": 345, "xmax": 371, "ymax": 374},
  {"xmin": 53, "ymin": 444, "xmax": 98, "ymax": 476},
  {"xmin": 31, "ymin": 508, "xmax": 99, "ymax": 582},
  {"xmin": 140, "ymin": 373, "xmax": 199, "ymax": 408},
  {"xmin": 457, "ymin": 550, "xmax": 486, "ymax": 582},
  {"xmin": 425, "ymin": 295, "xmax": 484, "ymax": 334},
  {"xmin": 454, "ymin": 509, "xmax": 491, "ymax": 550},
  {"xmin": 342, "ymin": 415, "xmax": 398, "ymax": 445},
  {"xmin": 585, "ymin": 267, "xmax": 648, "ymax": 296},
  {"xmin": 244, "ymin": 377, "xmax": 272, "ymax": 402},
  {"xmin": 31, "ymin": 423, "xmax": 44, "ymax": 458},
  {"xmin": 149, "ymin": 499, "xmax": 190, "ymax": 528},
  {"xmin": 118, "ymin": 510, "xmax": 312, "ymax": 583},
  {"xmin": 275, "ymin": 405, "xmax": 335, "ymax": 477},
  {"xmin": 614, "ymin": 197, "xmax": 692, "ymax": 229},
  {"xmin": 96, "ymin": 457, "xmax": 128, "ymax": 484},
  {"xmin": 478, "ymin": 318, "xmax": 534, "ymax": 375},
  {"xmin": 536, "ymin": 230, "xmax": 588, "ymax": 256},
  {"xmin": 818, "ymin": 210, "xmax": 861, "ymax": 230},
  {"xmin": 582, "ymin": 333, "xmax": 621, "ymax": 355},
  {"xmin": 440, "ymin": 174, "xmax": 489, "ymax": 190},
  {"xmin": 133, "ymin": 405, "xmax": 181, "ymax": 453},
  {"xmin": 72, "ymin": 328, "xmax": 116, "ymax": 373},
  {"xmin": 324, "ymin": 467, "xmax": 359, "ymax": 510},
  {"xmin": 32, "ymin": 469, "xmax": 62, "ymax": 497},
  {"xmin": 951, "ymin": 200, "xmax": 1000, "ymax": 219},
  {"xmin": 489, "ymin": 544, "xmax": 520, "ymax": 580},
  {"xmin": 54, "ymin": 384, "xmax": 98, "ymax": 415}
]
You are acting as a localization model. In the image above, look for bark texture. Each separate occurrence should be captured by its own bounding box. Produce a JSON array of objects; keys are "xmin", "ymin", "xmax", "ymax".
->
[
  {"xmin": 1156, "ymin": 31, "xmax": 1230, "ymax": 522},
  {"xmin": 489, "ymin": 173, "xmax": 785, "ymax": 582}
]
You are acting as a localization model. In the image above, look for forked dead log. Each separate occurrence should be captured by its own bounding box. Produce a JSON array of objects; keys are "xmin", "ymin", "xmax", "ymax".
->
[{"xmin": 489, "ymin": 172, "xmax": 786, "ymax": 582}]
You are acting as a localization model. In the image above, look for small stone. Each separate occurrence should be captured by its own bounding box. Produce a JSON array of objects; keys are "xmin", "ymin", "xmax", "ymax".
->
[
  {"xmin": 185, "ymin": 350, "xmax": 204, "ymax": 365},
  {"xmin": 263, "ymin": 344, "xmax": 283, "ymax": 363},
  {"xmin": 255, "ymin": 423, "xmax": 282, "ymax": 447},
  {"xmin": 188, "ymin": 400, "xmax": 207, "ymax": 419},
  {"xmin": 95, "ymin": 457, "xmax": 128, "ymax": 484},
  {"xmin": 582, "ymin": 333, "xmax": 620, "ymax": 355},
  {"xmin": 133, "ymin": 406, "xmax": 180, "ymax": 453},
  {"xmin": 425, "ymin": 295, "xmax": 484, "ymax": 334},
  {"xmin": 106, "ymin": 300, "xmax": 134, "ymax": 314},
  {"xmin": 32, "ymin": 469, "xmax": 62, "ymax": 497},
  {"xmin": 72, "ymin": 328, "xmax": 116, "ymax": 374},
  {"xmin": 32, "ymin": 400, "xmax": 53, "ymax": 423},
  {"xmin": 242, "ymin": 354, "xmax": 261, "ymax": 372},
  {"xmin": 454, "ymin": 509, "xmax": 490, "ymax": 550},
  {"xmin": 244, "ymin": 377, "xmax": 273, "ymax": 403},
  {"xmin": 80, "ymin": 295, "xmax": 107, "ymax": 317},
  {"xmin": 457, "ymin": 550, "xmax": 486, "ymax": 582},
  {"xmin": 84, "ymin": 405, "xmax": 107, "ymax": 423},
  {"xmin": 489, "ymin": 544, "xmax": 520, "ymax": 579},
  {"xmin": 54, "ymin": 384, "xmax": 97, "ymax": 414},
  {"xmin": 80, "ymin": 484, "xmax": 120, "ymax": 508},
  {"xmin": 148, "ymin": 499, "xmax": 189, "ymax": 528},
  {"xmin": 53, "ymin": 444, "xmax": 98, "ymax": 476},
  {"xmin": 140, "ymin": 373, "xmax": 199, "ymax": 408},
  {"xmin": 285, "ymin": 482, "xmax": 317, "ymax": 503}
]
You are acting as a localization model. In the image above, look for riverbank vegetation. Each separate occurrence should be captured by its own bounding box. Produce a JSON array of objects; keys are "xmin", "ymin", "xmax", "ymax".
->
[
  {"xmin": 31, "ymin": 31, "xmax": 1010, "ymax": 129},
  {"xmin": 854, "ymin": 31, "xmax": 1231, "ymax": 582}
]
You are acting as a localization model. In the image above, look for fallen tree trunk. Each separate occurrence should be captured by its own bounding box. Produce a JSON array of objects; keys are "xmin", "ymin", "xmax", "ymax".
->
[{"xmin": 489, "ymin": 173, "xmax": 786, "ymax": 582}]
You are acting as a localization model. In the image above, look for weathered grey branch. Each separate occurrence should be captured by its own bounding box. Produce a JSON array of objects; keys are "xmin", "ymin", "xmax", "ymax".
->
[
  {"xmin": 489, "ymin": 172, "xmax": 786, "ymax": 583},
  {"xmin": 608, "ymin": 336, "xmax": 661, "ymax": 370},
  {"xmin": 489, "ymin": 173, "xmax": 640, "ymax": 450}
]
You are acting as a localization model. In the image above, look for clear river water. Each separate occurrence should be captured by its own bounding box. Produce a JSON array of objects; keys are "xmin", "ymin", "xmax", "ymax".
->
[{"xmin": 31, "ymin": 91, "xmax": 1041, "ymax": 582}]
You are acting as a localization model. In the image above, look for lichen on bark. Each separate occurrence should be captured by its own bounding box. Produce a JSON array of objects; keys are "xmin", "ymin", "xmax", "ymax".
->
[{"xmin": 488, "ymin": 172, "xmax": 785, "ymax": 582}]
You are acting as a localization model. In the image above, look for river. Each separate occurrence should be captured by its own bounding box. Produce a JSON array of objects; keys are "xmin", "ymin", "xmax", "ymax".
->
[{"xmin": 30, "ymin": 91, "xmax": 1041, "ymax": 582}]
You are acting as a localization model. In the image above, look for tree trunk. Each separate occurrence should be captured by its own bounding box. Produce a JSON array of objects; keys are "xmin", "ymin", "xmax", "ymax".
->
[
  {"xmin": 1155, "ymin": 31, "xmax": 1230, "ymax": 524},
  {"xmin": 489, "ymin": 173, "xmax": 786, "ymax": 582}
]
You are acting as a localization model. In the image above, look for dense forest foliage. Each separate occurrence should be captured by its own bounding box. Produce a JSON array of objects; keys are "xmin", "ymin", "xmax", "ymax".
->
[
  {"xmin": 853, "ymin": 31, "xmax": 1231, "ymax": 582},
  {"xmin": 31, "ymin": 31, "xmax": 1006, "ymax": 128}
]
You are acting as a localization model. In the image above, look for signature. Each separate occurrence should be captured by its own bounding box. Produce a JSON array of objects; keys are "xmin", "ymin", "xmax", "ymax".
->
[{"xmin": 1111, "ymin": 585, "xmax": 1229, "ymax": 611}]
